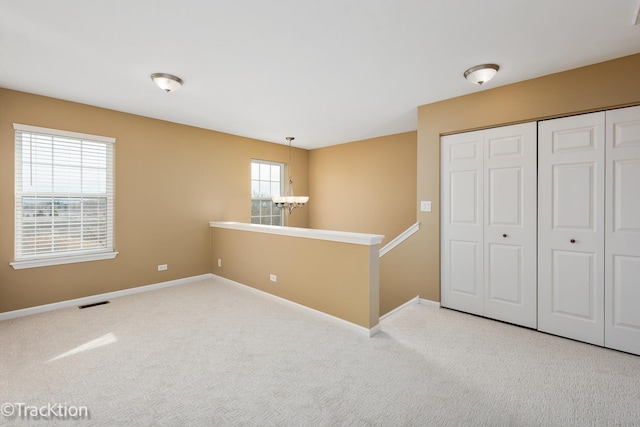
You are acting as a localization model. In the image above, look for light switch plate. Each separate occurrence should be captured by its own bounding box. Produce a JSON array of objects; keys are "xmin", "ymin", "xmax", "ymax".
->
[{"xmin": 420, "ymin": 201, "xmax": 432, "ymax": 212}]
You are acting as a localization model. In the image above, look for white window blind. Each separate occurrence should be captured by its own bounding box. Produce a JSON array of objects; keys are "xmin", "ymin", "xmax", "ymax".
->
[{"xmin": 13, "ymin": 124, "xmax": 116, "ymax": 268}]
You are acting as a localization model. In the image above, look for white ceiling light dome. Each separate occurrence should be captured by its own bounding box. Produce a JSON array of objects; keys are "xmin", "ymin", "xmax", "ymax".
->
[
  {"xmin": 464, "ymin": 64, "xmax": 499, "ymax": 85},
  {"xmin": 151, "ymin": 73, "xmax": 184, "ymax": 93}
]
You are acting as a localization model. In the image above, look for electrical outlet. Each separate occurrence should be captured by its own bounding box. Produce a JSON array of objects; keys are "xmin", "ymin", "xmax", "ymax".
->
[
  {"xmin": 218, "ymin": 259, "xmax": 222, "ymax": 267},
  {"xmin": 269, "ymin": 274, "xmax": 277, "ymax": 282},
  {"xmin": 158, "ymin": 264, "xmax": 167, "ymax": 271}
]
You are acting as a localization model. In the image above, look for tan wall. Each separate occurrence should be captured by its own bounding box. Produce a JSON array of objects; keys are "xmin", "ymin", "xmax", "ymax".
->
[
  {"xmin": 379, "ymin": 230, "xmax": 426, "ymax": 315},
  {"xmin": 308, "ymin": 132, "xmax": 418, "ymax": 316},
  {"xmin": 308, "ymin": 132, "xmax": 417, "ymax": 246},
  {"xmin": 0, "ymin": 88, "xmax": 309, "ymax": 313},
  {"xmin": 416, "ymin": 53, "xmax": 640, "ymax": 302},
  {"xmin": 6, "ymin": 53, "xmax": 639, "ymax": 318},
  {"xmin": 210, "ymin": 227, "xmax": 379, "ymax": 329}
]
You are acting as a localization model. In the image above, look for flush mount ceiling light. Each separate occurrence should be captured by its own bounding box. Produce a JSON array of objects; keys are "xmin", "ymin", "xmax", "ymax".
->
[
  {"xmin": 272, "ymin": 137, "xmax": 309, "ymax": 214},
  {"xmin": 463, "ymin": 64, "xmax": 499, "ymax": 85},
  {"xmin": 150, "ymin": 73, "xmax": 184, "ymax": 93}
]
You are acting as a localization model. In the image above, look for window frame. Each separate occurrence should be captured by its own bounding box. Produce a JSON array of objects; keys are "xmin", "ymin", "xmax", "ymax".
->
[
  {"xmin": 251, "ymin": 159, "xmax": 285, "ymax": 226},
  {"xmin": 11, "ymin": 124, "xmax": 118, "ymax": 270}
]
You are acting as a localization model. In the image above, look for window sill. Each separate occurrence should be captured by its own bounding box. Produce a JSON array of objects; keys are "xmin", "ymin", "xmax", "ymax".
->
[{"xmin": 10, "ymin": 251, "xmax": 119, "ymax": 270}]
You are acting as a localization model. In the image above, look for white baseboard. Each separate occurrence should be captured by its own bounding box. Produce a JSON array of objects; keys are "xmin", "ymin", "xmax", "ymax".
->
[
  {"xmin": 211, "ymin": 274, "xmax": 381, "ymax": 337},
  {"xmin": 380, "ymin": 296, "xmax": 441, "ymax": 321},
  {"xmin": 419, "ymin": 298, "xmax": 441, "ymax": 308},
  {"xmin": 0, "ymin": 273, "xmax": 214, "ymax": 322},
  {"xmin": 380, "ymin": 296, "xmax": 420, "ymax": 320}
]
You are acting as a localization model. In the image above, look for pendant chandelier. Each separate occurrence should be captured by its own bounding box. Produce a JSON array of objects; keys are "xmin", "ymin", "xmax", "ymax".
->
[{"xmin": 272, "ymin": 137, "xmax": 309, "ymax": 214}]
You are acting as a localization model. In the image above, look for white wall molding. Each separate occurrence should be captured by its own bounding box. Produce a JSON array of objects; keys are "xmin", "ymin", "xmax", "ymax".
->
[
  {"xmin": 0, "ymin": 274, "xmax": 214, "ymax": 321},
  {"xmin": 379, "ymin": 222, "xmax": 420, "ymax": 257},
  {"xmin": 212, "ymin": 274, "xmax": 381, "ymax": 337}
]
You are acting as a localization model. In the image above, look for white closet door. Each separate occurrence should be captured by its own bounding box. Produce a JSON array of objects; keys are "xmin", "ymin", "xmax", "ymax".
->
[
  {"xmin": 483, "ymin": 123, "xmax": 537, "ymax": 328},
  {"xmin": 538, "ymin": 112, "xmax": 605, "ymax": 346},
  {"xmin": 441, "ymin": 130, "xmax": 484, "ymax": 315},
  {"xmin": 605, "ymin": 105, "xmax": 640, "ymax": 355},
  {"xmin": 442, "ymin": 123, "xmax": 536, "ymax": 328}
]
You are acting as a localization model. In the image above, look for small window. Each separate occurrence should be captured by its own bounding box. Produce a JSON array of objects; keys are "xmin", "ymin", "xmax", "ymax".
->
[
  {"xmin": 12, "ymin": 124, "xmax": 117, "ymax": 269},
  {"xmin": 251, "ymin": 160, "xmax": 284, "ymax": 226}
]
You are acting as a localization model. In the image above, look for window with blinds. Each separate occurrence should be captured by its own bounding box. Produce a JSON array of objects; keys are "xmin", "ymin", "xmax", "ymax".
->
[{"xmin": 12, "ymin": 124, "xmax": 116, "ymax": 269}]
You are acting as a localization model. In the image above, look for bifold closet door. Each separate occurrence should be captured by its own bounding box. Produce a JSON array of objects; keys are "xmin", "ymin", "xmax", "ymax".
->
[
  {"xmin": 441, "ymin": 130, "xmax": 484, "ymax": 316},
  {"xmin": 483, "ymin": 124, "xmax": 537, "ymax": 328},
  {"xmin": 605, "ymin": 105, "xmax": 640, "ymax": 355},
  {"xmin": 538, "ymin": 112, "xmax": 605, "ymax": 346},
  {"xmin": 441, "ymin": 123, "xmax": 537, "ymax": 328}
]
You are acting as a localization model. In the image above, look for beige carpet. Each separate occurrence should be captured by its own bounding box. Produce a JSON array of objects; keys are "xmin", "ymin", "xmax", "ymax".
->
[{"xmin": 1, "ymin": 278, "xmax": 639, "ymax": 426}]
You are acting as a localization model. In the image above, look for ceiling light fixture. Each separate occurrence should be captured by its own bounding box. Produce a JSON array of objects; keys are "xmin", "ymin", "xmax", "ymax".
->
[
  {"xmin": 272, "ymin": 137, "xmax": 309, "ymax": 215},
  {"xmin": 463, "ymin": 64, "xmax": 499, "ymax": 85},
  {"xmin": 150, "ymin": 73, "xmax": 184, "ymax": 93}
]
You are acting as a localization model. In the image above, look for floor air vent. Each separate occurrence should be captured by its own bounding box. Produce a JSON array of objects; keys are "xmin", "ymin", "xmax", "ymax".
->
[{"xmin": 79, "ymin": 301, "xmax": 110, "ymax": 309}]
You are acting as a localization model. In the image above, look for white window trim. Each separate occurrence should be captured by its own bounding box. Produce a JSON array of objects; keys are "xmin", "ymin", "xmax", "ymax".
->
[
  {"xmin": 11, "ymin": 251, "xmax": 119, "ymax": 270},
  {"xmin": 13, "ymin": 123, "xmax": 116, "ymax": 144},
  {"xmin": 251, "ymin": 159, "xmax": 285, "ymax": 226},
  {"xmin": 12, "ymin": 123, "xmax": 117, "ymax": 269}
]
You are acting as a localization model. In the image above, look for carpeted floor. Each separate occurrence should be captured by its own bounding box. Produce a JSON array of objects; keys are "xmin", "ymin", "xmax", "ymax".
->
[{"xmin": 1, "ymin": 277, "xmax": 639, "ymax": 426}]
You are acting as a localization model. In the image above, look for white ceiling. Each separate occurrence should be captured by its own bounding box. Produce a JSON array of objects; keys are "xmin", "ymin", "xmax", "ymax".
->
[{"xmin": 1, "ymin": 1, "xmax": 639, "ymax": 149}]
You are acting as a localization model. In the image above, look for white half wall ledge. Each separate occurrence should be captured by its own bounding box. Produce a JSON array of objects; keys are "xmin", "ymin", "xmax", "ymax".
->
[
  {"xmin": 212, "ymin": 274, "xmax": 381, "ymax": 338},
  {"xmin": 0, "ymin": 274, "xmax": 214, "ymax": 322},
  {"xmin": 209, "ymin": 221, "xmax": 384, "ymax": 246}
]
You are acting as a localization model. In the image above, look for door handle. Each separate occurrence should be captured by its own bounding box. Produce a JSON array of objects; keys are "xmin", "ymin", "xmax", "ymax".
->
[
  {"xmin": 570, "ymin": 239, "xmax": 576, "ymax": 244},
  {"xmin": 502, "ymin": 234, "xmax": 508, "ymax": 238}
]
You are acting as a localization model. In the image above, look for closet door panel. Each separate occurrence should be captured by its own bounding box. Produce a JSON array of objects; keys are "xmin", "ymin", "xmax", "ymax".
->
[
  {"xmin": 611, "ymin": 255, "xmax": 640, "ymax": 326},
  {"xmin": 488, "ymin": 167, "xmax": 521, "ymax": 226},
  {"xmin": 449, "ymin": 240, "xmax": 481, "ymax": 296},
  {"xmin": 551, "ymin": 250, "xmax": 596, "ymax": 319},
  {"xmin": 488, "ymin": 243, "xmax": 522, "ymax": 303},
  {"xmin": 613, "ymin": 160, "xmax": 640, "ymax": 231},
  {"xmin": 484, "ymin": 123, "xmax": 537, "ymax": 328},
  {"xmin": 605, "ymin": 105, "xmax": 640, "ymax": 355},
  {"xmin": 441, "ymin": 131, "xmax": 484, "ymax": 315},
  {"xmin": 538, "ymin": 112, "xmax": 605, "ymax": 346},
  {"xmin": 450, "ymin": 170, "xmax": 480, "ymax": 224},
  {"xmin": 552, "ymin": 163, "xmax": 596, "ymax": 229}
]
